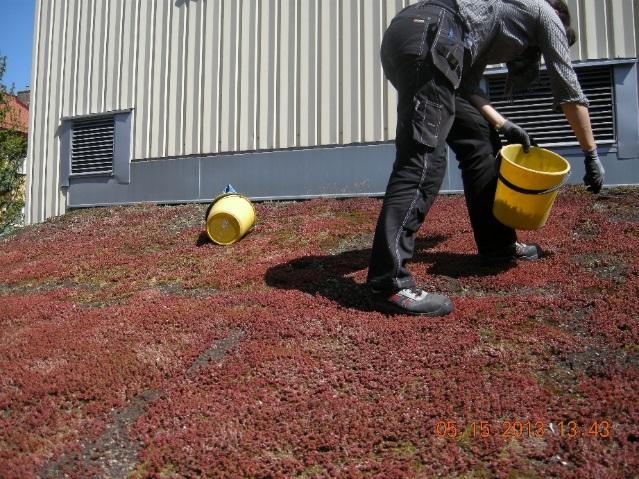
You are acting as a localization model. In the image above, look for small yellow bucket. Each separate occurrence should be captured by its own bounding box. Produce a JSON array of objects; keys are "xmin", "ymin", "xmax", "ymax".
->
[
  {"xmin": 493, "ymin": 144, "xmax": 570, "ymax": 230},
  {"xmin": 205, "ymin": 193, "xmax": 256, "ymax": 245}
]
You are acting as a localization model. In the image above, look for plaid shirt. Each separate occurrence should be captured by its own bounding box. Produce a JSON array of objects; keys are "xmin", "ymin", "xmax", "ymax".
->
[{"xmin": 456, "ymin": 0, "xmax": 588, "ymax": 110}]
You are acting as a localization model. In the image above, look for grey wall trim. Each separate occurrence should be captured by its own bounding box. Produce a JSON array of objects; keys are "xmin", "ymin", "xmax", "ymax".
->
[
  {"xmin": 69, "ymin": 143, "xmax": 397, "ymax": 207},
  {"xmin": 484, "ymin": 57, "xmax": 638, "ymax": 76},
  {"xmin": 59, "ymin": 121, "xmax": 71, "ymax": 188},
  {"xmin": 113, "ymin": 111, "xmax": 133, "ymax": 184},
  {"xmin": 60, "ymin": 108, "xmax": 134, "ymax": 122},
  {"xmin": 614, "ymin": 62, "xmax": 639, "ymax": 159},
  {"xmin": 68, "ymin": 141, "xmax": 635, "ymax": 209}
]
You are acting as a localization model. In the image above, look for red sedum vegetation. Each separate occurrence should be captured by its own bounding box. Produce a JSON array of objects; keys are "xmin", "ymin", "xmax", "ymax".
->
[{"xmin": 0, "ymin": 188, "xmax": 637, "ymax": 478}]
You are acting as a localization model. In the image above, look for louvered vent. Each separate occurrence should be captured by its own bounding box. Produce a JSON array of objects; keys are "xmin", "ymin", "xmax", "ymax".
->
[
  {"xmin": 487, "ymin": 65, "xmax": 615, "ymax": 147},
  {"xmin": 71, "ymin": 116, "xmax": 115, "ymax": 175}
]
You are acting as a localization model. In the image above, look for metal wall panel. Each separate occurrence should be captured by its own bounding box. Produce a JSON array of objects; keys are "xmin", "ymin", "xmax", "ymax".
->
[
  {"xmin": 572, "ymin": 0, "xmax": 639, "ymax": 60},
  {"xmin": 26, "ymin": 0, "xmax": 639, "ymax": 223},
  {"xmin": 65, "ymin": 141, "xmax": 638, "ymax": 208}
]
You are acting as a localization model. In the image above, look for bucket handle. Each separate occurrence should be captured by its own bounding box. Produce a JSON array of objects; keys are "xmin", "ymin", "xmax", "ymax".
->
[
  {"xmin": 498, "ymin": 171, "xmax": 570, "ymax": 196},
  {"xmin": 495, "ymin": 148, "xmax": 571, "ymax": 195}
]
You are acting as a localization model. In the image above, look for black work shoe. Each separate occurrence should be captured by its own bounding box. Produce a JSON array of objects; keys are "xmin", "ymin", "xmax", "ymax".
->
[
  {"xmin": 371, "ymin": 287, "xmax": 453, "ymax": 317},
  {"xmin": 480, "ymin": 241, "xmax": 542, "ymax": 266}
]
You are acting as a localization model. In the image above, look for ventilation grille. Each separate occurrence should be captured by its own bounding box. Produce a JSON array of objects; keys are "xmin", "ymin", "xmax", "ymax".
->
[
  {"xmin": 71, "ymin": 116, "xmax": 115, "ymax": 175},
  {"xmin": 487, "ymin": 65, "xmax": 615, "ymax": 147}
]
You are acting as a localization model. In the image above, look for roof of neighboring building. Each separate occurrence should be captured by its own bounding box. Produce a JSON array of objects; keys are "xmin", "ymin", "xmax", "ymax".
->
[{"xmin": 1, "ymin": 93, "xmax": 29, "ymax": 134}]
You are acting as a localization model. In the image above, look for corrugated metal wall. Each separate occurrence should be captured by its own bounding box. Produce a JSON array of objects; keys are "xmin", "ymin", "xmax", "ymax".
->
[{"xmin": 26, "ymin": 0, "xmax": 639, "ymax": 223}]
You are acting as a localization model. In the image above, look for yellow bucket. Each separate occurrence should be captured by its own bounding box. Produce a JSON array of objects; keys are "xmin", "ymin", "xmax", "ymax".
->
[
  {"xmin": 205, "ymin": 193, "xmax": 256, "ymax": 245},
  {"xmin": 493, "ymin": 144, "xmax": 570, "ymax": 230}
]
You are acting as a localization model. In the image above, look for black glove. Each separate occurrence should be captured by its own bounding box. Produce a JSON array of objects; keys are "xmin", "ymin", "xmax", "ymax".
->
[
  {"xmin": 498, "ymin": 120, "xmax": 533, "ymax": 153},
  {"xmin": 583, "ymin": 148, "xmax": 605, "ymax": 194}
]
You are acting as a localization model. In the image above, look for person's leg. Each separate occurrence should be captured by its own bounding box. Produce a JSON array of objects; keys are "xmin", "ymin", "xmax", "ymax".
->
[
  {"xmin": 447, "ymin": 95, "xmax": 542, "ymax": 263},
  {"xmin": 367, "ymin": 6, "xmax": 465, "ymax": 315},
  {"xmin": 367, "ymin": 10, "xmax": 462, "ymax": 311},
  {"xmin": 367, "ymin": 126, "xmax": 450, "ymax": 292},
  {"xmin": 446, "ymin": 95, "xmax": 517, "ymax": 254},
  {"xmin": 366, "ymin": 99, "xmax": 454, "ymax": 316}
]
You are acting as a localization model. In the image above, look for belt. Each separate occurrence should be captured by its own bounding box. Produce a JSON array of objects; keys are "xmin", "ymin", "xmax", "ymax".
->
[
  {"xmin": 426, "ymin": 0, "xmax": 459, "ymax": 14},
  {"xmin": 412, "ymin": 0, "xmax": 459, "ymax": 15},
  {"xmin": 412, "ymin": 0, "xmax": 465, "ymax": 26}
]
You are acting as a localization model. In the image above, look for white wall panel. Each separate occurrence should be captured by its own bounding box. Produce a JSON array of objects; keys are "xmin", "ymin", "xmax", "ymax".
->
[
  {"xmin": 185, "ymin": 0, "xmax": 205, "ymax": 155},
  {"xmin": 582, "ymin": 0, "xmax": 610, "ymax": 59},
  {"xmin": 61, "ymin": 0, "xmax": 78, "ymax": 117},
  {"xmin": 278, "ymin": 0, "xmax": 298, "ymax": 148},
  {"xmin": 299, "ymin": 0, "xmax": 318, "ymax": 147},
  {"xmin": 25, "ymin": 0, "xmax": 639, "ymax": 223},
  {"xmin": 220, "ymin": 0, "xmax": 240, "ymax": 152},
  {"xmin": 27, "ymin": 0, "xmax": 49, "ymax": 224},
  {"xmin": 149, "ymin": 0, "xmax": 169, "ymax": 158},
  {"xmin": 44, "ymin": 0, "xmax": 67, "ymax": 218},
  {"xmin": 133, "ymin": 0, "xmax": 150, "ymax": 159},
  {"xmin": 90, "ymin": 0, "xmax": 107, "ymax": 112},
  {"xmin": 40, "ymin": 0, "xmax": 55, "ymax": 219},
  {"xmin": 341, "ymin": 0, "xmax": 361, "ymax": 144},
  {"xmin": 238, "ymin": 0, "xmax": 259, "ymax": 151},
  {"xmin": 104, "ymin": 0, "xmax": 122, "ymax": 112},
  {"xmin": 319, "ymin": 0, "xmax": 340, "ymax": 145},
  {"xmin": 258, "ymin": 0, "xmax": 278, "ymax": 150},
  {"xmin": 76, "ymin": 0, "xmax": 91, "ymax": 114},
  {"xmin": 202, "ymin": 0, "xmax": 222, "ymax": 154},
  {"xmin": 609, "ymin": 0, "xmax": 637, "ymax": 58},
  {"xmin": 118, "ymin": 0, "xmax": 139, "ymax": 110}
]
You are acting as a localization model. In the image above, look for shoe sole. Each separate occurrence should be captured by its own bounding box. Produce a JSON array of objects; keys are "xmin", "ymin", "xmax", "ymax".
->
[
  {"xmin": 480, "ymin": 253, "xmax": 539, "ymax": 266},
  {"xmin": 372, "ymin": 298, "xmax": 454, "ymax": 317}
]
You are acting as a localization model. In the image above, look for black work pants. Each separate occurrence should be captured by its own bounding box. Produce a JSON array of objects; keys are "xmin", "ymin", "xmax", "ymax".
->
[
  {"xmin": 449, "ymin": 96, "xmax": 517, "ymax": 256},
  {"xmin": 367, "ymin": 2, "xmax": 516, "ymax": 292}
]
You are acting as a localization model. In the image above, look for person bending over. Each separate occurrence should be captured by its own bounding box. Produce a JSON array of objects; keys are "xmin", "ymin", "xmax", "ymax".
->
[{"xmin": 367, "ymin": 0, "xmax": 605, "ymax": 316}]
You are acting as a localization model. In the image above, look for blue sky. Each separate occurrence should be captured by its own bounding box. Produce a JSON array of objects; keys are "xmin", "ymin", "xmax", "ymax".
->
[{"xmin": 0, "ymin": 0, "xmax": 36, "ymax": 92}]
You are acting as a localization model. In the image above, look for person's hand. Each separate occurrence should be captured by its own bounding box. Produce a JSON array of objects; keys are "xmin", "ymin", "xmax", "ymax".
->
[
  {"xmin": 498, "ymin": 120, "xmax": 534, "ymax": 153},
  {"xmin": 583, "ymin": 148, "xmax": 605, "ymax": 194}
]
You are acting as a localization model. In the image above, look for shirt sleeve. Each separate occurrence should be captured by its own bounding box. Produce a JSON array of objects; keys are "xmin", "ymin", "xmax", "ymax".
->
[
  {"xmin": 536, "ymin": 1, "xmax": 589, "ymax": 111},
  {"xmin": 458, "ymin": 59, "xmax": 489, "ymax": 99}
]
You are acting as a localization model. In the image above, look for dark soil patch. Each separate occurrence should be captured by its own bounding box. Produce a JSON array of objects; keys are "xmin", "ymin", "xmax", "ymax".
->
[
  {"xmin": 593, "ymin": 191, "xmax": 639, "ymax": 223},
  {"xmin": 40, "ymin": 390, "xmax": 161, "ymax": 479},
  {"xmin": 327, "ymin": 232, "xmax": 374, "ymax": 255},
  {"xmin": 187, "ymin": 329, "xmax": 244, "ymax": 375},
  {"xmin": 564, "ymin": 345, "xmax": 639, "ymax": 374},
  {"xmin": 571, "ymin": 252, "xmax": 630, "ymax": 283}
]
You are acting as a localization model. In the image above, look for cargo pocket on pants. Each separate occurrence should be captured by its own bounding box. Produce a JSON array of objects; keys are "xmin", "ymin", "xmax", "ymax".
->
[
  {"xmin": 430, "ymin": 13, "xmax": 464, "ymax": 89},
  {"xmin": 412, "ymin": 97, "xmax": 442, "ymax": 148}
]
